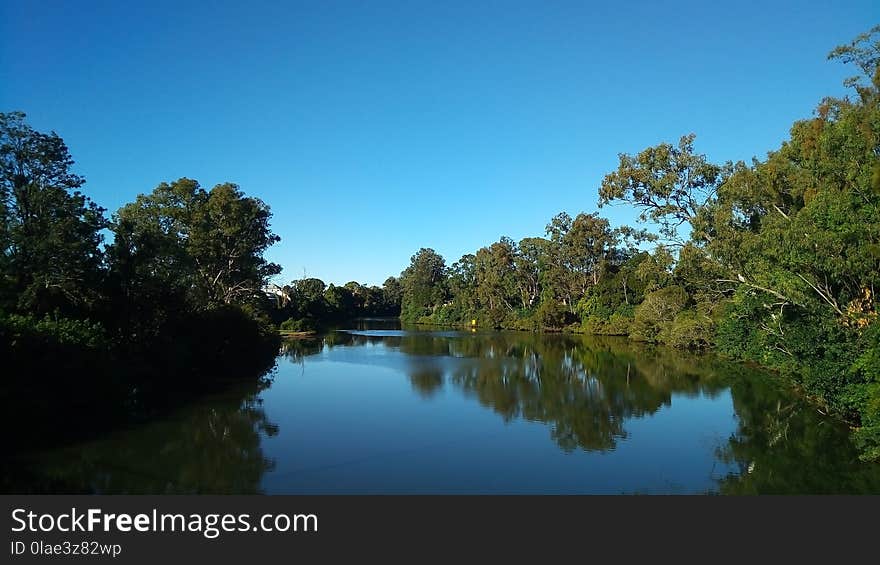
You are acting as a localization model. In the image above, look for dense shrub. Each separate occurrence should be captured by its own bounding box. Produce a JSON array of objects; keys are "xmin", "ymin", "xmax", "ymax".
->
[
  {"xmin": 660, "ymin": 310, "xmax": 715, "ymax": 349},
  {"xmin": 535, "ymin": 299, "xmax": 567, "ymax": 330},
  {"xmin": 630, "ymin": 285, "xmax": 688, "ymax": 342},
  {"xmin": 0, "ymin": 312, "xmax": 109, "ymax": 349},
  {"xmin": 280, "ymin": 318, "xmax": 316, "ymax": 332}
]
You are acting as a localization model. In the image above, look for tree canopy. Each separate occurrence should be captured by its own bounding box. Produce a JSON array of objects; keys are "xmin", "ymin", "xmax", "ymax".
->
[
  {"xmin": 111, "ymin": 178, "xmax": 281, "ymax": 310},
  {"xmin": 0, "ymin": 111, "xmax": 107, "ymax": 315}
]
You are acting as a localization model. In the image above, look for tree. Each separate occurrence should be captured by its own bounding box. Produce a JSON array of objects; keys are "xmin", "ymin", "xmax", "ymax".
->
[
  {"xmin": 288, "ymin": 277, "xmax": 327, "ymax": 320},
  {"xmin": 399, "ymin": 248, "xmax": 447, "ymax": 321},
  {"xmin": 544, "ymin": 212, "xmax": 615, "ymax": 312},
  {"xmin": 188, "ymin": 182, "xmax": 281, "ymax": 306},
  {"xmin": 515, "ymin": 237, "xmax": 549, "ymax": 310},
  {"xmin": 566, "ymin": 213, "xmax": 615, "ymax": 290},
  {"xmin": 598, "ymin": 134, "xmax": 730, "ymax": 243},
  {"xmin": 0, "ymin": 111, "xmax": 107, "ymax": 315},
  {"xmin": 343, "ymin": 281, "xmax": 367, "ymax": 313},
  {"xmin": 630, "ymin": 285, "xmax": 689, "ymax": 342},
  {"xmin": 473, "ymin": 237, "xmax": 518, "ymax": 318},
  {"xmin": 362, "ymin": 285, "xmax": 386, "ymax": 316},
  {"xmin": 111, "ymin": 178, "xmax": 281, "ymax": 311},
  {"xmin": 324, "ymin": 284, "xmax": 356, "ymax": 318},
  {"xmin": 827, "ymin": 24, "xmax": 880, "ymax": 99},
  {"xmin": 108, "ymin": 179, "xmax": 199, "ymax": 335},
  {"xmin": 447, "ymin": 254, "xmax": 477, "ymax": 319},
  {"xmin": 544, "ymin": 212, "xmax": 575, "ymax": 311},
  {"xmin": 381, "ymin": 276, "xmax": 402, "ymax": 315}
]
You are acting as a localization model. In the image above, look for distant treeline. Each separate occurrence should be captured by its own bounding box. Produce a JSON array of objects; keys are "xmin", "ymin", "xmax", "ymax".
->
[
  {"xmin": 268, "ymin": 277, "xmax": 401, "ymax": 332},
  {"xmin": 391, "ymin": 28, "xmax": 880, "ymax": 460}
]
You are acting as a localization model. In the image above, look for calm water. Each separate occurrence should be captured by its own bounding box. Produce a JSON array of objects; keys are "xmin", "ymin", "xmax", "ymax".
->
[{"xmin": 10, "ymin": 320, "xmax": 880, "ymax": 494}]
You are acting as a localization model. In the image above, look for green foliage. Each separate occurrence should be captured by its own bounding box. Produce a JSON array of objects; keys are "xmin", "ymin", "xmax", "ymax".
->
[
  {"xmin": 598, "ymin": 133, "xmax": 731, "ymax": 243},
  {"xmin": 399, "ymin": 248, "xmax": 448, "ymax": 321},
  {"xmin": 398, "ymin": 217, "xmax": 656, "ymax": 332},
  {"xmin": 581, "ymin": 312, "xmax": 632, "ymax": 336},
  {"xmin": 0, "ymin": 111, "xmax": 108, "ymax": 316},
  {"xmin": 269, "ymin": 274, "xmax": 401, "ymax": 327},
  {"xmin": 535, "ymin": 298, "xmax": 567, "ymax": 330},
  {"xmin": 473, "ymin": 237, "xmax": 519, "ymax": 316},
  {"xmin": 279, "ymin": 318, "xmax": 315, "ymax": 332},
  {"xmin": 110, "ymin": 178, "xmax": 281, "ymax": 310},
  {"xmin": 544, "ymin": 212, "xmax": 617, "ymax": 311},
  {"xmin": 381, "ymin": 276, "xmax": 403, "ymax": 313},
  {"xmin": 833, "ymin": 323, "xmax": 880, "ymax": 460},
  {"xmin": 630, "ymin": 286, "xmax": 688, "ymax": 342},
  {"xmin": 827, "ymin": 24, "xmax": 880, "ymax": 97},
  {"xmin": 169, "ymin": 305, "xmax": 280, "ymax": 380},
  {"xmin": 323, "ymin": 284, "xmax": 356, "ymax": 317},
  {"xmin": 660, "ymin": 310, "xmax": 715, "ymax": 349},
  {"xmin": 0, "ymin": 311, "xmax": 109, "ymax": 350},
  {"xmin": 1, "ymin": 115, "xmax": 284, "ymax": 451}
]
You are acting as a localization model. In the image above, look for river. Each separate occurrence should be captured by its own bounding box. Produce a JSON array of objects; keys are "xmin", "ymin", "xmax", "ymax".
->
[{"xmin": 9, "ymin": 320, "xmax": 880, "ymax": 493}]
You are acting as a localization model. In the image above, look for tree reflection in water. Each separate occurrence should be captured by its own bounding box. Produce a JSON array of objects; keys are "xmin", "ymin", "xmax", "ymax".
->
[
  {"xmin": 282, "ymin": 328, "xmax": 880, "ymax": 493},
  {"xmin": 6, "ymin": 380, "xmax": 278, "ymax": 494},
  {"xmin": 410, "ymin": 333, "xmax": 727, "ymax": 452},
  {"xmin": 714, "ymin": 368, "xmax": 880, "ymax": 494}
]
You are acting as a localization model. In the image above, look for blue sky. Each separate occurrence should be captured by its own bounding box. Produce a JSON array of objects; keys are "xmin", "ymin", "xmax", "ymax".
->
[{"xmin": 1, "ymin": 1, "xmax": 876, "ymax": 286}]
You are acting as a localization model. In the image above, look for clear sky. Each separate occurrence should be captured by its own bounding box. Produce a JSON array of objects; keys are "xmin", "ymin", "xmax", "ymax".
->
[{"xmin": 1, "ymin": 1, "xmax": 876, "ymax": 286}]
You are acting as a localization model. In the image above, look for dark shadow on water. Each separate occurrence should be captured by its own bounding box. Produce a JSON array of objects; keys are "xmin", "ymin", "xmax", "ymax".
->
[{"xmin": 2, "ymin": 380, "xmax": 278, "ymax": 494}]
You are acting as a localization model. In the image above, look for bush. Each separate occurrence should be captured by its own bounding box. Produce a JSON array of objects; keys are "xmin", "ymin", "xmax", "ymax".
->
[
  {"xmin": 581, "ymin": 300, "xmax": 636, "ymax": 336},
  {"xmin": 605, "ymin": 312, "xmax": 634, "ymax": 335},
  {"xmin": 155, "ymin": 305, "xmax": 279, "ymax": 388},
  {"xmin": 660, "ymin": 310, "xmax": 715, "ymax": 349},
  {"xmin": 430, "ymin": 303, "xmax": 465, "ymax": 326},
  {"xmin": 0, "ymin": 311, "xmax": 120, "ymax": 449},
  {"xmin": 498, "ymin": 310, "xmax": 537, "ymax": 331},
  {"xmin": 536, "ymin": 299, "xmax": 567, "ymax": 330},
  {"xmin": 850, "ymin": 324, "xmax": 880, "ymax": 461},
  {"xmin": 0, "ymin": 311, "xmax": 109, "ymax": 349},
  {"xmin": 631, "ymin": 285, "xmax": 688, "ymax": 342},
  {"xmin": 715, "ymin": 290, "xmax": 768, "ymax": 361},
  {"xmin": 280, "ymin": 317, "xmax": 315, "ymax": 332}
]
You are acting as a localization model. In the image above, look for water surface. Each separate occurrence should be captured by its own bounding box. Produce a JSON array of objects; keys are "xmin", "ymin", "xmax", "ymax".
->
[{"xmin": 10, "ymin": 321, "xmax": 880, "ymax": 493}]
